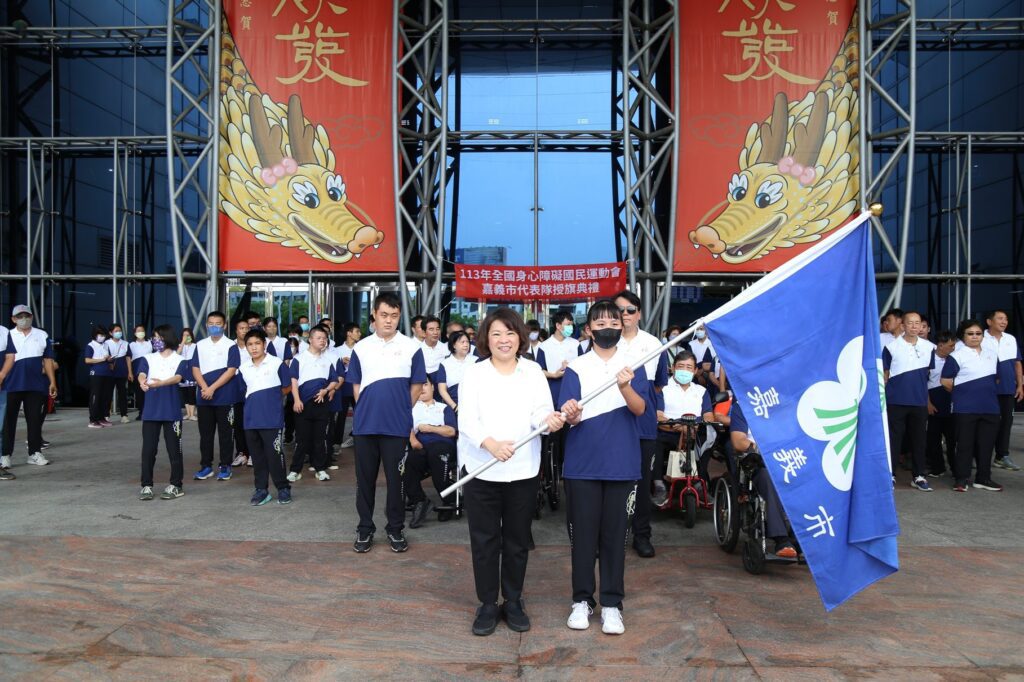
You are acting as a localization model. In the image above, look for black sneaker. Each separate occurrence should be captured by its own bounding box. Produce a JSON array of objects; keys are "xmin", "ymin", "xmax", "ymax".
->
[
  {"xmin": 409, "ymin": 499, "xmax": 433, "ymax": 529},
  {"xmin": 472, "ymin": 603, "xmax": 500, "ymax": 636},
  {"xmin": 0, "ymin": 469, "xmax": 15, "ymax": 481},
  {"xmin": 632, "ymin": 535, "xmax": 655, "ymax": 558},
  {"xmin": 502, "ymin": 599, "xmax": 531, "ymax": 633},
  {"xmin": 388, "ymin": 532, "xmax": 409, "ymax": 553},
  {"xmin": 973, "ymin": 479, "xmax": 1004, "ymax": 492},
  {"xmin": 353, "ymin": 533, "xmax": 374, "ymax": 553}
]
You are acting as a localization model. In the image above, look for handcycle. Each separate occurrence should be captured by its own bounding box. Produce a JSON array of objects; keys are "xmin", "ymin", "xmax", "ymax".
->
[{"xmin": 656, "ymin": 415, "xmax": 729, "ymax": 529}]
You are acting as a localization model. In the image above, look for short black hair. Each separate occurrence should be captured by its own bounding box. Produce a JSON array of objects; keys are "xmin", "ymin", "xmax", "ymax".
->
[
  {"xmin": 885, "ymin": 308, "xmax": 904, "ymax": 319},
  {"xmin": 447, "ymin": 330, "xmax": 469, "ymax": 354},
  {"xmin": 309, "ymin": 324, "xmax": 331, "ymax": 340},
  {"xmin": 955, "ymin": 318, "xmax": 983, "ymax": 340},
  {"xmin": 287, "ymin": 323, "xmax": 302, "ymax": 336},
  {"xmin": 613, "ymin": 289, "xmax": 642, "ymax": 309},
  {"xmin": 673, "ymin": 349, "xmax": 696, "ymax": 365},
  {"xmin": 152, "ymin": 324, "xmax": 180, "ymax": 351},
  {"xmin": 343, "ymin": 322, "xmax": 360, "ymax": 335},
  {"xmin": 987, "ymin": 309, "xmax": 1009, "ymax": 322},
  {"xmin": 411, "ymin": 314, "xmax": 424, "ymax": 326},
  {"xmin": 318, "ymin": 317, "xmax": 332, "ymax": 326},
  {"xmin": 935, "ymin": 330, "xmax": 956, "ymax": 344},
  {"xmin": 244, "ymin": 329, "xmax": 268, "ymax": 344},
  {"xmin": 422, "ymin": 315, "xmax": 441, "ymax": 331},
  {"xmin": 373, "ymin": 292, "xmax": 402, "ymax": 312},
  {"xmin": 919, "ymin": 315, "xmax": 929, "ymax": 326},
  {"xmin": 526, "ymin": 319, "xmax": 541, "ymax": 331},
  {"xmin": 298, "ymin": 314, "xmax": 310, "ymax": 322},
  {"xmin": 207, "ymin": 310, "xmax": 227, "ymax": 324},
  {"xmin": 551, "ymin": 311, "xmax": 573, "ymax": 327},
  {"xmin": 476, "ymin": 307, "xmax": 530, "ymax": 360},
  {"xmin": 244, "ymin": 310, "xmax": 261, "ymax": 322},
  {"xmin": 587, "ymin": 299, "xmax": 622, "ymax": 325},
  {"xmin": 263, "ymin": 316, "xmax": 278, "ymax": 326}
]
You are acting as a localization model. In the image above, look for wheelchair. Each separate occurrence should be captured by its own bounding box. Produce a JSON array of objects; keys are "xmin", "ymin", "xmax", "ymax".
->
[
  {"xmin": 711, "ymin": 445, "xmax": 805, "ymax": 574},
  {"xmin": 657, "ymin": 415, "xmax": 724, "ymax": 528},
  {"xmin": 535, "ymin": 434, "xmax": 562, "ymax": 519},
  {"xmin": 405, "ymin": 443, "xmax": 464, "ymax": 521}
]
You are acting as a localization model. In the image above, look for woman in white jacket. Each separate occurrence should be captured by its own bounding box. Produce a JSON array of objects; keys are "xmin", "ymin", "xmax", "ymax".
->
[{"xmin": 458, "ymin": 307, "xmax": 564, "ymax": 637}]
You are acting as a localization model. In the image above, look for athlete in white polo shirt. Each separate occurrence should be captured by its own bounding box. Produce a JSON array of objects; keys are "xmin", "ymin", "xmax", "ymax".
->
[
  {"xmin": 347, "ymin": 293, "xmax": 427, "ymax": 554},
  {"xmin": 0, "ymin": 305, "xmax": 57, "ymax": 469},
  {"xmin": 882, "ymin": 311, "xmax": 935, "ymax": 491}
]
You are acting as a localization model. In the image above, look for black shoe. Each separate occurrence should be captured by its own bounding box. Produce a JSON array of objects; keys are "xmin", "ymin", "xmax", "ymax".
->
[
  {"xmin": 0, "ymin": 469, "xmax": 15, "ymax": 481},
  {"xmin": 472, "ymin": 603, "xmax": 500, "ymax": 636},
  {"xmin": 632, "ymin": 535, "xmax": 655, "ymax": 558},
  {"xmin": 409, "ymin": 499, "xmax": 433, "ymax": 529},
  {"xmin": 405, "ymin": 501, "xmax": 416, "ymax": 512},
  {"xmin": 437, "ymin": 509, "xmax": 453, "ymax": 522},
  {"xmin": 502, "ymin": 599, "xmax": 531, "ymax": 632},
  {"xmin": 353, "ymin": 533, "xmax": 373, "ymax": 553},
  {"xmin": 388, "ymin": 532, "xmax": 409, "ymax": 553}
]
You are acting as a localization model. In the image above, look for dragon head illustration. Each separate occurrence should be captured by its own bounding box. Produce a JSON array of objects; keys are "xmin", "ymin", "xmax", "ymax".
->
[{"xmin": 689, "ymin": 88, "xmax": 858, "ymax": 264}]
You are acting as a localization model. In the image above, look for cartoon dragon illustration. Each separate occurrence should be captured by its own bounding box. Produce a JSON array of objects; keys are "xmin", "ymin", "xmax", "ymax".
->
[
  {"xmin": 218, "ymin": 23, "xmax": 384, "ymax": 264},
  {"xmin": 689, "ymin": 15, "xmax": 859, "ymax": 264}
]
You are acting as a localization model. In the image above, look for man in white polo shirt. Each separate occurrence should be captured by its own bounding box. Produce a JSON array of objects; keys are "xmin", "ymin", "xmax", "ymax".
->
[
  {"xmin": 0, "ymin": 322, "xmax": 9, "ymax": 479},
  {"xmin": 882, "ymin": 311, "xmax": 935, "ymax": 491},
  {"xmin": 985, "ymin": 309, "xmax": 1024, "ymax": 471},
  {"xmin": 419, "ymin": 315, "xmax": 448, "ymax": 385},
  {"xmin": 347, "ymin": 293, "xmax": 427, "ymax": 554},
  {"xmin": 0, "ymin": 305, "xmax": 58, "ymax": 471}
]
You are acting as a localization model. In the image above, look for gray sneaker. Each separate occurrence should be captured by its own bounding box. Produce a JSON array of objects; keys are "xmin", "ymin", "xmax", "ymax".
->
[
  {"xmin": 994, "ymin": 456, "xmax": 1021, "ymax": 471},
  {"xmin": 139, "ymin": 486, "xmax": 154, "ymax": 501},
  {"xmin": 160, "ymin": 485, "xmax": 184, "ymax": 500}
]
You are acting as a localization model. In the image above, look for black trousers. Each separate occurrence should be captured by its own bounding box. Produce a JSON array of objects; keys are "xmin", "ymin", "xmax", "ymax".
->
[
  {"xmin": 284, "ymin": 394, "xmax": 296, "ymax": 441},
  {"xmin": 141, "ymin": 420, "xmax": 183, "ymax": 488},
  {"xmin": 926, "ymin": 413, "xmax": 956, "ymax": 474},
  {"xmin": 197, "ymin": 404, "xmax": 233, "ymax": 468},
  {"xmin": 954, "ymin": 413, "xmax": 999, "ymax": 484},
  {"xmin": 753, "ymin": 468, "xmax": 788, "ymax": 539},
  {"xmin": 246, "ymin": 428, "xmax": 289, "ymax": 492},
  {"xmin": 88, "ymin": 375, "xmax": 113, "ymax": 422},
  {"xmin": 565, "ymin": 478, "xmax": 636, "ymax": 609},
  {"xmin": 354, "ymin": 435, "xmax": 407, "ymax": 536},
  {"xmin": 133, "ymin": 381, "xmax": 146, "ymax": 416},
  {"xmin": 294, "ymin": 400, "xmax": 330, "ymax": 473},
  {"xmin": 631, "ymin": 438, "xmax": 659, "ymax": 540},
  {"xmin": 994, "ymin": 394, "xmax": 1016, "ymax": 460},
  {"xmin": 111, "ymin": 377, "xmax": 129, "ymax": 417},
  {"xmin": 404, "ymin": 439, "xmax": 455, "ymax": 505},
  {"xmin": 230, "ymin": 402, "xmax": 246, "ymax": 455},
  {"xmin": 464, "ymin": 475, "xmax": 537, "ymax": 605},
  {"xmin": 331, "ymin": 396, "xmax": 356, "ymax": 445},
  {"xmin": 888, "ymin": 404, "xmax": 927, "ymax": 477},
  {"xmin": 3, "ymin": 391, "xmax": 45, "ymax": 456}
]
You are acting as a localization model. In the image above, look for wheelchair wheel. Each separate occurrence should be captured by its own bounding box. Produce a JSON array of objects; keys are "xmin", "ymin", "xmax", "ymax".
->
[
  {"xmin": 534, "ymin": 488, "xmax": 544, "ymax": 520},
  {"xmin": 742, "ymin": 537, "xmax": 766, "ymax": 574},
  {"xmin": 682, "ymin": 491, "xmax": 697, "ymax": 529},
  {"xmin": 713, "ymin": 476, "xmax": 740, "ymax": 553}
]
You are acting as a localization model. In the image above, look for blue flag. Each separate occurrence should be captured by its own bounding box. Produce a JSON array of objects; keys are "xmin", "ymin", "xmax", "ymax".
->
[{"xmin": 703, "ymin": 213, "xmax": 899, "ymax": 611}]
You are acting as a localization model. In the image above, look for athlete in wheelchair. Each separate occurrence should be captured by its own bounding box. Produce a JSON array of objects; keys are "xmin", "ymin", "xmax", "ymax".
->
[
  {"xmin": 404, "ymin": 378, "xmax": 461, "ymax": 527},
  {"xmin": 653, "ymin": 351, "xmax": 731, "ymax": 527},
  {"xmin": 712, "ymin": 401, "xmax": 800, "ymax": 572}
]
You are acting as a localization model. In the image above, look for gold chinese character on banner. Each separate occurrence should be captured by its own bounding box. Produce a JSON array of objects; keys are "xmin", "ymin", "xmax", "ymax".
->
[
  {"xmin": 722, "ymin": 18, "xmax": 817, "ymax": 84},
  {"xmin": 273, "ymin": 0, "xmax": 346, "ymax": 22},
  {"xmin": 241, "ymin": 15, "xmax": 252, "ymax": 30},
  {"xmin": 827, "ymin": 11, "xmax": 838, "ymax": 25},
  {"xmin": 718, "ymin": 0, "xmax": 795, "ymax": 20},
  {"xmin": 273, "ymin": 1, "xmax": 368, "ymax": 87}
]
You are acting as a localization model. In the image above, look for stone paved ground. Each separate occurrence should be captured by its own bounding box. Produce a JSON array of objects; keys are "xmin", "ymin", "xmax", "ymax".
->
[{"xmin": 1, "ymin": 408, "xmax": 1023, "ymax": 680}]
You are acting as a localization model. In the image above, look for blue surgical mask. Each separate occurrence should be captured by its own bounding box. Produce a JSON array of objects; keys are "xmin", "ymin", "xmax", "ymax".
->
[
  {"xmin": 674, "ymin": 369, "xmax": 694, "ymax": 385},
  {"xmin": 152, "ymin": 338, "xmax": 166, "ymax": 352},
  {"xmin": 112, "ymin": 331, "xmax": 123, "ymax": 340},
  {"xmin": 561, "ymin": 324, "xmax": 574, "ymax": 338},
  {"xmin": 300, "ymin": 323, "xmax": 310, "ymax": 332},
  {"xmin": 207, "ymin": 324, "xmax": 223, "ymax": 337},
  {"xmin": 694, "ymin": 330, "xmax": 706, "ymax": 340}
]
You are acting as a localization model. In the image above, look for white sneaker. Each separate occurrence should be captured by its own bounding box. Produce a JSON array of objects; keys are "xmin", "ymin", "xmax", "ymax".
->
[
  {"xmin": 286, "ymin": 471, "xmax": 301, "ymax": 483},
  {"xmin": 0, "ymin": 455, "xmax": 11, "ymax": 469},
  {"xmin": 27, "ymin": 453, "xmax": 49, "ymax": 466},
  {"xmin": 601, "ymin": 607, "xmax": 624, "ymax": 635},
  {"xmin": 246, "ymin": 456, "xmax": 253, "ymax": 467},
  {"xmin": 341, "ymin": 437, "xmax": 355, "ymax": 449},
  {"xmin": 120, "ymin": 416, "xmax": 131, "ymax": 424},
  {"xmin": 308, "ymin": 466, "xmax": 316, "ymax": 472},
  {"xmin": 231, "ymin": 453, "xmax": 247, "ymax": 467},
  {"xmin": 316, "ymin": 470, "xmax": 330, "ymax": 481},
  {"xmin": 567, "ymin": 601, "xmax": 593, "ymax": 630},
  {"xmin": 328, "ymin": 463, "xmax": 340, "ymax": 470}
]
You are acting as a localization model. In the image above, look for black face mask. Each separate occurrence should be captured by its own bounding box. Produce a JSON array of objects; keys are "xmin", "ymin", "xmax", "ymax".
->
[{"xmin": 591, "ymin": 328, "xmax": 621, "ymax": 349}]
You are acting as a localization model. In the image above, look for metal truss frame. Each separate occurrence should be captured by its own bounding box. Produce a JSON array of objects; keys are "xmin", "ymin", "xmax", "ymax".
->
[
  {"xmin": 393, "ymin": 0, "xmax": 450, "ymax": 331},
  {"xmin": 165, "ymin": 0, "xmax": 220, "ymax": 330}
]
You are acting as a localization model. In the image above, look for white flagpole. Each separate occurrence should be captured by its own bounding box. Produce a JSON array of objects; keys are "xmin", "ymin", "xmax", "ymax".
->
[{"xmin": 440, "ymin": 320, "xmax": 702, "ymax": 499}]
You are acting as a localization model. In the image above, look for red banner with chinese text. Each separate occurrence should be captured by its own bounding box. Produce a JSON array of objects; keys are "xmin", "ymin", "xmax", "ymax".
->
[
  {"xmin": 218, "ymin": 0, "xmax": 396, "ymax": 272},
  {"xmin": 455, "ymin": 263, "xmax": 628, "ymax": 302},
  {"xmin": 674, "ymin": 0, "xmax": 859, "ymax": 273}
]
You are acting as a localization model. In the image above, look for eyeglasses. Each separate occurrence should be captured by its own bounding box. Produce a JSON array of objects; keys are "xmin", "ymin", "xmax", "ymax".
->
[{"xmin": 617, "ymin": 306, "xmax": 639, "ymax": 315}]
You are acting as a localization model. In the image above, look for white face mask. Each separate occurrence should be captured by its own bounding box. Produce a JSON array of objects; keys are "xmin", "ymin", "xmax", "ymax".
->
[
  {"xmin": 15, "ymin": 317, "xmax": 32, "ymax": 330},
  {"xmin": 95, "ymin": 335, "xmax": 106, "ymax": 344},
  {"xmin": 529, "ymin": 331, "xmax": 539, "ymax": 341}
]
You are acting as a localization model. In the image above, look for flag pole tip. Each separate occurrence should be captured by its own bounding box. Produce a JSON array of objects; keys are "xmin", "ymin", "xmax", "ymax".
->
[{"xmin": 869, "ymin": 202, "xmax": 884, "ymax": 217}]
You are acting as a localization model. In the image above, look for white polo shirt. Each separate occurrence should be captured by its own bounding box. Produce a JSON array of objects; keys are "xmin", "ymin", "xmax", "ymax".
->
[{"xmin": 347, "ymin": 331, "xmax": 427, "ymax": 437}]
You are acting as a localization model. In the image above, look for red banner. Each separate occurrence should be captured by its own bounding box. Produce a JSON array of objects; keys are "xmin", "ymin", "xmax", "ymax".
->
[
  {"xmin": 455, "ymin": 263, "xmax": 628, "ymax": 302},
  {"xmin": 218, "ymin": 0, "xmax": 396, "ymax": 272},
  {"xmin": 674, "ymin": 1, "xmax": 859, "ymax": 273}
]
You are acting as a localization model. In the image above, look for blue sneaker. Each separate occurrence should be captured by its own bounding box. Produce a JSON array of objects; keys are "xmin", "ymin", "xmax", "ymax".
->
[
  {"xmin": 216, "ymin": 465, "xmax": 232, "ymax": 481},
  {"xmin": 277, "ymin": 488, "xmax": 292, "ymax": 505},
  {"xmin": 194, "ymin": 466, "xmax": 214, "ymax": 480},
  {"xmin": 250, "ymin": 488, "xmax": 272, "ymax": 506},
  {"xmin": 911, "ymin": 476, "xmax": 933, "ymax": 492}
]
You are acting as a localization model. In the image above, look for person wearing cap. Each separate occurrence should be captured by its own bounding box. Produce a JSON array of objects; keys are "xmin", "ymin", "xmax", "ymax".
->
[
  {"xmin": 0, "ymin": 305, "xmax": 58, "ymax": 469},
  {"xmin": 0, "ymin": 321, "xmax": 10, "ymax": 479}
]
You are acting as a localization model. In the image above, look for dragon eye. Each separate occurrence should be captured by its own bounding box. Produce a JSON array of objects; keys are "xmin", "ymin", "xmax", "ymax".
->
[
  {"xmin": 753, "ymin": 180, "xmax": 784, "ymax": 209},
  {"xmin": 326, "ymin": 174, "xmax": 346, "ymax": 202},
  {"xmin": 291, "ymin": 181, "xmax": 320, "ymax": 209},
  {"xmin": 727, "ymin": 173, "xmax": 748, "ymax": 202}
]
